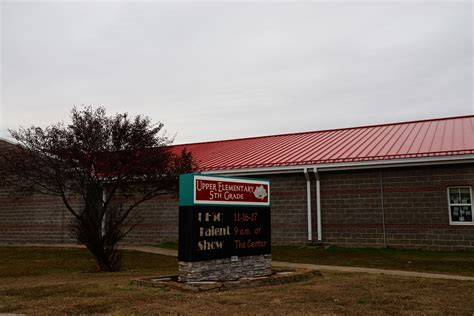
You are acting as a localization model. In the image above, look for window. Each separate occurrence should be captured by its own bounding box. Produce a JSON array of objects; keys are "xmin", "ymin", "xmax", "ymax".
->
[{"xmin": 448, "ymin": 187, "xmax": 473, "ymax": 225}]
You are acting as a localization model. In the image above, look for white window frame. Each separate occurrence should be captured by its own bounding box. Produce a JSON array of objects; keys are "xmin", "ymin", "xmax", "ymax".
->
[{"xmin": 447, "ymin": 186, "xmax": 473, "ymax": 226}]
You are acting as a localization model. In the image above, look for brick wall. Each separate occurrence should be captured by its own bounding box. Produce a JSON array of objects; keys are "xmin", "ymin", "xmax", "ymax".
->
[
  {"xmin": 124, "ymin": 193, "xmax": 179, "ymax": 243},
  {"xmin": 122, "ymin": 173, "xmax": 314, "ymax": 244},
  {"xmin": 256, "ymin": 173, "xmax": 316, "ymax": 244},
  {"xmin": 320, "ymin": 170, "xmax": 384, "ymax": 247},
  {"xmin": 0, "ymin": 140, "xmax": 77, "ymax": 244},
  {"xmin": 0, "ymin": 172, "xmax": 315, "ymax": 245},
  {"xmin": 320, "ymin": 163, "xmax": 474, "ymax": 250},
  {"xmin": 0, "ymin": 188, "xmax": 77, "ymax": 244}
]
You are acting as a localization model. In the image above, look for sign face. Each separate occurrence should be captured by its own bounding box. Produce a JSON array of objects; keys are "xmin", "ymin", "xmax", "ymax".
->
[
  {"xmin": 194, "ymin": 175, "xmax": 270, "ymax": 206},
  {"xmin": 178, "ymin": 174, "xmax": 271, "ymax": 262}
]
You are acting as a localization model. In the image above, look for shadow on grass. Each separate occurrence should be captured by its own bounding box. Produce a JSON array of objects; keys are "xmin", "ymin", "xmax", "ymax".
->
[{"xmin": 0, "ymin": 247, "xmax": 178, "ymax": 277}]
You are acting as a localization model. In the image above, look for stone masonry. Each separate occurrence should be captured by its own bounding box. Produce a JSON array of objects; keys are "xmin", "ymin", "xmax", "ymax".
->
[{"xmin": 178, "ymin": 254, "xmax": 272, "ymax": 282}]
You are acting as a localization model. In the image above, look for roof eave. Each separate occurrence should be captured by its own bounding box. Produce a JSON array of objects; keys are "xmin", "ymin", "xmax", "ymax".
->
[{"xmin": 201, "ymin": 154, "xmax": 474, "ymax": 176}]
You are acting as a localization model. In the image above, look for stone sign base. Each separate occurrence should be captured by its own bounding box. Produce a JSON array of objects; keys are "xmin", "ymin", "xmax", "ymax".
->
[
  {"xmin": 132, "ymin": 268, "xmax": 322, "ymax": 292},
  {"xmin": 178, "ymin": 254, "xmax": 271, "ymax": 282}
]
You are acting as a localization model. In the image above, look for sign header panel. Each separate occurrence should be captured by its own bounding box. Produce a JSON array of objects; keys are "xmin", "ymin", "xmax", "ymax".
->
[{"xmin": 193, "ymin": 175, "xmax": 270, "ymax": 206}]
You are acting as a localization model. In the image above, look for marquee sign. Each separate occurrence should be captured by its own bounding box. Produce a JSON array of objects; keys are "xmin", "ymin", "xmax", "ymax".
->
[{"xmin": 178, "ymin": 174, "xmax": 271, "ymax": 262}]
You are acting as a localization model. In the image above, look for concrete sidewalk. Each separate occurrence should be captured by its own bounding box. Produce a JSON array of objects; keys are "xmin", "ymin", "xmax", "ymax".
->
[
  {"xmin": 122, "ymin": 245, "xmax": 178, "ymax": 257},
  {"xmin": 271, "ymin": 261, "xmax": 474, "ymax": 281},
  {"xmin": 4, "ymin": 243, "xmax": 474, "ymax": 282}
]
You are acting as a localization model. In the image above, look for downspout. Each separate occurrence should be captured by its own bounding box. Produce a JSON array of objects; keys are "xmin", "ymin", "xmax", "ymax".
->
[
  {"xmin": 303, "ymin": 168, "xmax": 312, "ymax": 242},
  {"xmin": 313, "ymin": 168, "xmax": 322, "ymax": 242},
  {"xmin": 102, "ymin": 189, "xmax": 106, "ymax": 237},
  {"xmin": 61, "ymin": 203, "xmax": 65, "ymax": 243},
  {"xmin": 380, "ymin": 170, "xmax": 387, "ymax": 247}
]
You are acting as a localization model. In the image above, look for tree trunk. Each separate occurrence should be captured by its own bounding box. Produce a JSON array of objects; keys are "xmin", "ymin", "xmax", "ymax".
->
[
  {"xmin": 95, "ymin": 253, "xmax": 115, "ymax": 272},
  {"xmin": 86, "ymin": 243, "xmax": 121, "ymax": 272}
]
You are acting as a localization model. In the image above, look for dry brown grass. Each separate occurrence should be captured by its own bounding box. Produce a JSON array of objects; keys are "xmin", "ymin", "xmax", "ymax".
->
[{"xmin": 1, "ymin": 247, "xmax": 473, "ymax": 315}]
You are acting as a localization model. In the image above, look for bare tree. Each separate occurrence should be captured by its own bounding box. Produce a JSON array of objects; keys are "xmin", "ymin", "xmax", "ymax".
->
[{"xmin": 0, "ymin": 106, "xmax": 194, "ymax": 271}]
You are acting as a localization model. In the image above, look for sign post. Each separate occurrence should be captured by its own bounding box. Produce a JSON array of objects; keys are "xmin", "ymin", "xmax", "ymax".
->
[{"xmin": 178, "ymin": 174, "xmax": 271, "ymax": 282}]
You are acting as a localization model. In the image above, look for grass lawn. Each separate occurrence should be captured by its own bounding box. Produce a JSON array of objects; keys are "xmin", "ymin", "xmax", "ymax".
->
[
  {"xmin": 159, "ymin": 241, "xmax": 474, "ymax": 277},
  {"xmin": 1, "ymin": 247, "xmax": 473, "ymax": 315},
  {"xmin": 272, "ymin": 245, "xmax": 474, "ymax": 277}
]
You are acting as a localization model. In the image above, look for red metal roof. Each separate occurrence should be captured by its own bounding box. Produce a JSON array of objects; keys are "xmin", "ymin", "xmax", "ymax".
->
[{"xmin": 171, "ymin": 115, "xmax": 474, "ymax": 171}]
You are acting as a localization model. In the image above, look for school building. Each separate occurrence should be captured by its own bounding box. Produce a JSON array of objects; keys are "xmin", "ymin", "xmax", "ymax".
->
[{"xmin": 1, "ymin": 115, "xmax": 473, "ymax": 250}]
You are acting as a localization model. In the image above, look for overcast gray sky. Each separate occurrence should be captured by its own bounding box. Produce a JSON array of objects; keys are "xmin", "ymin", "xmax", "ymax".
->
[{"xmin": 1, "ymin": 1, "xmax": 473, "ymax": 144}]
